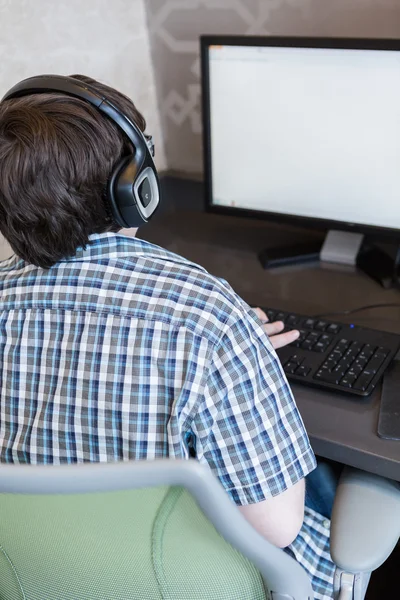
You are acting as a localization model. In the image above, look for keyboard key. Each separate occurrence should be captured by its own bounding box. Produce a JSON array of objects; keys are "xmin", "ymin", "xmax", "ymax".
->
[
  {"xmin": 315, "ymin": 320, "xmax": 328, "ymax": 331},
  {"xmin": 377, "ymin": 347, "xmax": 390, "ymax": 356},
  {"xmin": 332, "ymin": 363, "xmax": 347, "ymax": 378},
  {"xmin": 295, "ymin": 365, "xmax": 311, "ymax": 377},
  {"xmin": 337, "ymin": 356, "xmax": 353, "ymax": 371},
  {"xmin": 362, "ymin": 344, "xmax": 375, "ymax": 354},
  {"xmin": 320, "ymin": 334, "xmax": 333, "ymax": 344},
  {"xmin": 326, "ymin": 350, "xmax": 340, "ymax": 360},
  {"xmin": 303, "ymin": 318, "xmax": 316, "ymax": 329},
  {"xmin": 319, "ymin": 363, "xmax": 331, "ymax": 372},
  {"xmin": 314, "ymin": 370, "xmax": 340, "ymax": 384},
  {"xmin": 340, "ymin": 373, "xmax": 358, "ymax": 387},
  {"xmin": 337, "ymin": 338, "xmax": 351, "ymax": 349},
  {"xmin": 358, "ymin": 349, "xmax": 374, "ymax": 361},
  {"xmin": 350, "ymin": 364, "xmax": 364, "ymax": 375},
  {"xmin": 286, "ymin": 315, "xmax": 300, "ymax": 326},
  {"xmin": 301, "ymin": 339, "xmax": 315, "ymax": 350},
  {"xmin": 276, "ymin": 312, "xmax": 286, "ymax": 322},
  {"xmin": 349, "ymin": 341, "xmax": 363, "ymax": 354},
  {"xmin": 307, "ymin": 332, "xmax": 321, "ymax": 341},
  {"xmin": 353, "ymin": 372, "xmax": 375, "ymax": 391},
  {"xmin": 323, "ymin": 358, "xmax": 338, "ymax": 369},
  {"xmin": 364, "ymin": 353, "xmax": 386, "ymax": 374},
  {"xmin": 266, "ymin": 310, "xmax": 276, "ymax": 321},
  {"xmin": 373, "ymin": 352, "xmax": 388, "ymax": 362},
  {"xmin": 353, "ymin": 357, "xmax": 369, "ymax": 369},
  {"xmin": 284, "ymin": 361, "xmax": 298, "ymax": 374},
  {"xmin": 324, "ymin": 355, "xmax": 339, "ymax": 367},
  {"xmin": 333, "ymin": 344, "xmax": 349, "ymax": 356},
  {"xmin": 327, "ymin": 323, "xmax": 341, "ymax": 334},
  {"xmin": 289, "ymin": 354, "xmax": 303, "ymax": 365},
  {"xmin": 314, "ymin": 342, "xmax": 327, "ymax": 352},
  {"xmin": 340, "ymin": 380, "xmax": 354, "ymax": 388},
  {"xmin": 344, "ymin": 347, "xmax": 360, "ymax": 362}
]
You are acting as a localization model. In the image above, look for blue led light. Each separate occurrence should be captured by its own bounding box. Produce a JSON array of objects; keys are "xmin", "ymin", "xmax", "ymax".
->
[{"xmin": 350, "ymin": 324, "xmax": 355, "ymax": 328}]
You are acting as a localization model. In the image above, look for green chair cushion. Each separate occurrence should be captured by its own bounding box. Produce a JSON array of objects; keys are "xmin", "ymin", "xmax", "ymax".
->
[{"xmin": 0, "ymin": 485, "xmax": 266, "ymax": 600}]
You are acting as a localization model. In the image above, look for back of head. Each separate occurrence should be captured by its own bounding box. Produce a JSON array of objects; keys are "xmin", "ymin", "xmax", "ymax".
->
[{"xmin": 0, "ymin": 75, "xmax": 146, "ymax": 268}]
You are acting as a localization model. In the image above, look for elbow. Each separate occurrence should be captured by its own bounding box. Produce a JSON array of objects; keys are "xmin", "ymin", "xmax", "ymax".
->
[
  {"xmin": 241, "ymin": 506, "xmax": 304, "ymax": 548},
  {"xmin": 265, "ymin": 508, "xmax": 304, "ymax": 548},
  {"xmin": 273, "ymin": 518, "xmax": 302, "ymax": 548},
  {"xmin": 238, "ymin": 480, "xmax": 305, "ymax": 548}
]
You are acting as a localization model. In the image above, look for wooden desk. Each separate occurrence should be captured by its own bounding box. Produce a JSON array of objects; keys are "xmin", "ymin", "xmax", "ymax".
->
[{"xmin": 139, "ymin": 176, "xmax": 400, "ymax": 481}]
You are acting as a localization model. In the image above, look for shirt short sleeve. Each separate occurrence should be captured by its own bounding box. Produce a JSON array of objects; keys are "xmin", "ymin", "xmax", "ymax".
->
[{"xmin": 193, "ymin": 311, "xmax": 317, "ymax": 506}]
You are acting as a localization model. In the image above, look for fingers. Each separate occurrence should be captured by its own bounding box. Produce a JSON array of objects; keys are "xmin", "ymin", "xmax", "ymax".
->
[
  {"xmin": 269, "ymin": 329, "xmax": 300, "ymax": 350},
  {"xmin": 262, "ymin": 321, "xmax": 285, "ymax": 336},
  {"xmin": 255, "ymin": 308, "xmax": 300, "ymax": 349},
  {"xmin": 253, "ymin": 307, "xmax": 268, "ymax": 322}
]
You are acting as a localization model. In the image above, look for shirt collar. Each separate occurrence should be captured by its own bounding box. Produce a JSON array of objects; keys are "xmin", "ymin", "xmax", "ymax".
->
[
  {"xmin": 62, "ymin": 232, "xmax": 172, "ymax": 263},
  {"xmin": 0, "ymin": 232, "xmax": 207, "ymax": 275}
]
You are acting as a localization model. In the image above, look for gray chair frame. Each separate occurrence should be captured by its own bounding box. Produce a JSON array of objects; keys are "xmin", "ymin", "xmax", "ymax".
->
[
  {"xmin": 331, "ymin": 467, "xmax": 400, "ymax": 600},
  {"xmin": 1, "ymin": 459, "xmax": 398, "ymax": 600},
  {"xmin": 0, "ymin": 459, "xmax": 313, "ymax": 600}
]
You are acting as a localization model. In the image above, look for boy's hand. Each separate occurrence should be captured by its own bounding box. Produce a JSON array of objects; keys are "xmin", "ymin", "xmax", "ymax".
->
[{"xmin": 253, "ymin": 307, "xmax": 300, "ymax": 350}]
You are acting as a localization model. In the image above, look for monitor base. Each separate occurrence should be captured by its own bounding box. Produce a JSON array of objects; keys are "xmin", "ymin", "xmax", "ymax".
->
[
  {"xmin": 258, "ymin": 241, "xmax": 322, "ymax": 269},
  {"xmin": 320, "ymin": 230, "xmax": 364, "ymax": 266}
]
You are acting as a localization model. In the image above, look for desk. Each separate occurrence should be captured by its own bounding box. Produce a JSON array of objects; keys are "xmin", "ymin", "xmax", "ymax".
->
[{"xmin": 139, "ymin": 176, "xmax": 400, "ymax": 481}]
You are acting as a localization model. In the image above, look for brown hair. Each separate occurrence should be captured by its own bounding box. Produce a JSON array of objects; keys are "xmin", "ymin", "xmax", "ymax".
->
[{"xmin": 0, "ymin": 74, "xmax": 146, "ymax": 268}]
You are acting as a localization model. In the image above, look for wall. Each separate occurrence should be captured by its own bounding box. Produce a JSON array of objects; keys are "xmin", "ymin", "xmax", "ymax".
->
[
  {"xmin": 0, "ymin": 0, "xmax": 165, "ymax": 259},
  {"xmin": 145, "ymin": 0, "xmax": 400, "ymax": 175}
]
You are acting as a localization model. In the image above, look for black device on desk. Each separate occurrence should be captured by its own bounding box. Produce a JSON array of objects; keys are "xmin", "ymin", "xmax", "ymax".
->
[
  {"xmin": 378, "ymin": 360, "xmax": 400, "ymax": 439},
  {"xmin": 263, "ymin": 307, "xmax": 400, "ymax": 397},
  {"xmin": 201, "ymin": 35, "xmax": 400, "ymax": 287}
]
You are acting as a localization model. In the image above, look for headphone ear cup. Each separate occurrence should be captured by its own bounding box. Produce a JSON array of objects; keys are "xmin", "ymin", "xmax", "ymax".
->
[
  {"xmin": 107, "ymin": 156, "xmax": 138, "ymax": 228},
  {"xmin": 108, "ymin": 155, "xmax": 160, "ymax": 229}
]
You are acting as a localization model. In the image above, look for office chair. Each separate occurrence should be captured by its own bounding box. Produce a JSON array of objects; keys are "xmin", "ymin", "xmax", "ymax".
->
[
  {"xmin": 331, "ymin": 467, "xmax": 400, "ymax": 600},
  {"xmin": 0, "ymin": 459, "xmax": 311, "ymax": 600},
  {"xmin": 0, "ymin": 459, "xmax": 398, "ymax": 600}
]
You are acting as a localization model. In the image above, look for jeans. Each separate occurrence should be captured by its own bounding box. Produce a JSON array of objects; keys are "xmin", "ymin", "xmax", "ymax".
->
[{"xmin": 305, "ymin": 460, "xmax": 342, "ymax": 519}]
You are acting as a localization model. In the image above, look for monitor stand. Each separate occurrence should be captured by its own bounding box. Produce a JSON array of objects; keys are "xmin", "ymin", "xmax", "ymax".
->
[
  {"xmin": 259, "ymin": 230, "xmax": 400, "ymax": 288},
  {"xmin": 320, "ymin": 230, "xmax": 364, "ymax": 266}
]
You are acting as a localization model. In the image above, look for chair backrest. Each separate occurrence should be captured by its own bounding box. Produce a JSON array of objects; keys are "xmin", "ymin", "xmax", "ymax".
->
[{"xmin": 0, "ymin": 459, "xmax": 313, "ymax": 600}]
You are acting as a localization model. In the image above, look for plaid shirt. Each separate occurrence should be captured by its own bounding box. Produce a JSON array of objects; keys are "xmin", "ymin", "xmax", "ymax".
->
[{"xmin": 0, "ymin": 232, "xmax": 334, "ymax": 598}]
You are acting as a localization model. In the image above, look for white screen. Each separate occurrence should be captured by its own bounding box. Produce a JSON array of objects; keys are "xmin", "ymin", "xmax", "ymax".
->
[{"xmin": 208, "ymin": 44, "xmax": 400, "ymax": 230}]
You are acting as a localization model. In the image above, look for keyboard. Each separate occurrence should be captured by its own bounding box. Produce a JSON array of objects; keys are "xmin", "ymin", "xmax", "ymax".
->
[{"xmin": 263, "ymin": 307, "xmax": 400, "ymax": 397}]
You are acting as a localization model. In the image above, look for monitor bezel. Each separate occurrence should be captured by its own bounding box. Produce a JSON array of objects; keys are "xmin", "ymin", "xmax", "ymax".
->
[{"xmin": 201, "ymin": 35, "xmax": 400, "ymax": 240}]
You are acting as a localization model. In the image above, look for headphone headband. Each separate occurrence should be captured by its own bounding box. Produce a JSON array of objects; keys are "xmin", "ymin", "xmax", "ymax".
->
[
  {"xmin": 1, "ymin": 75, "xmax": 160, "ymax": 228},
  {"xmin": 2, "ymin": 75, "xmax": 152, "ymax": 163}
]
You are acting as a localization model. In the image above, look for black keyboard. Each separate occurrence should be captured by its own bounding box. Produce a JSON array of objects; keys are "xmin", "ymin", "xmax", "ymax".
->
[{"xmin": 263, "ymin": 307, "xmax": 400, "ymax": 397}]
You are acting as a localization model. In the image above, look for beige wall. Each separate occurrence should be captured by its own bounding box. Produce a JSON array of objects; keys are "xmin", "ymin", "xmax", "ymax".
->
[
  {"xmin": 145, "ymin": 0, "xmax": 400, "ymax": 175},
  {"xmin": 0, "ymin": 0, "xmax": 165, "ymax": 167},
  {"xmin": 0, "ymin": 0, "xmax": 166, "ymax": 259}
]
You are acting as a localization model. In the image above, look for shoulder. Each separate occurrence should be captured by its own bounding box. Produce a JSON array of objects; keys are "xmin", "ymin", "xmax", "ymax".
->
[
  {"xmin": 0, "ymin": 234, "xmax": 258, "ymax": 348},
  {"xmin": 100, "ymin": 236, "xmax": 258, "ymax": 346}
]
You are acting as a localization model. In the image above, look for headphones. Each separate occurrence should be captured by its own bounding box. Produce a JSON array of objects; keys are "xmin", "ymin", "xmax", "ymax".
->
[{"xmin": 1, "ymin": 75, "xmax": 160, "ymax": 228}]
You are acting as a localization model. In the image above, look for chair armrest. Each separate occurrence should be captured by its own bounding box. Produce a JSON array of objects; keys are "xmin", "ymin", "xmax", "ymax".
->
[{"xmin": 330, "ymin": 467, "xmax": 400, "ymax": 573}]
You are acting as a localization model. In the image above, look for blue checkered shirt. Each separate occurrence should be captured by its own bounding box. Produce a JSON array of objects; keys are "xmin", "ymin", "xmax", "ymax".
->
[{"xmin": 0, "ymin": 232, "xmax": 334, "ymax": 598}]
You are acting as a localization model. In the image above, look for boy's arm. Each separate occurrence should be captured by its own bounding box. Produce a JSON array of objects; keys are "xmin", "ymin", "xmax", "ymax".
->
[
  {"xmin": 194, "ymin": 313, "xmax": 315, "ymax": 547},
  {"xmin": 239, "ymin": 478, "xmax": 305, "ymax": 547}
]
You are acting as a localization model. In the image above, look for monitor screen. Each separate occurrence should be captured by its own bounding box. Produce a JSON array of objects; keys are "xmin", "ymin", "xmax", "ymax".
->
[{"xmin": 203, "ymin": 38, "xmax": 400, "ymax": 234}]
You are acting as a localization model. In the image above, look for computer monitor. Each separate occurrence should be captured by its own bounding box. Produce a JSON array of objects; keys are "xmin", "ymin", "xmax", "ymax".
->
[{"xmin": 201, "ymin": 36, "xmax": 400, "ymax": 277}]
